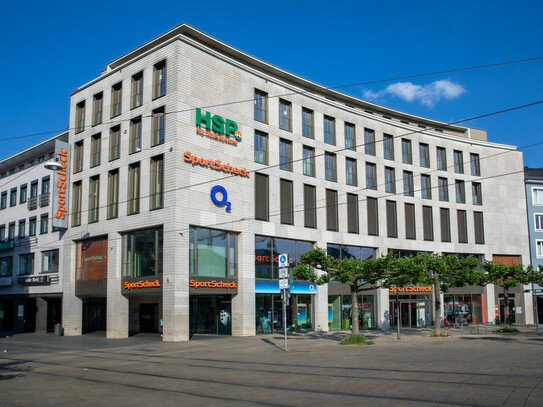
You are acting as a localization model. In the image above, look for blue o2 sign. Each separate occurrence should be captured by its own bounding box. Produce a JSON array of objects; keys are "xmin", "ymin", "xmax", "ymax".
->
[{"xmin": 211, "ymin": 185, "xmax": 231, "ymax": 212}]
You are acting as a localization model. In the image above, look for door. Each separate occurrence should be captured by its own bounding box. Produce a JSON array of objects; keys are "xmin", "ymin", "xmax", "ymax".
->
[
  {"xmin": 139, "ymin": 303, "xmax": 158, "ymax": 333},
  {"xmin": 218, "ymin": 298, "xmax": 231, "ymax": 335}
]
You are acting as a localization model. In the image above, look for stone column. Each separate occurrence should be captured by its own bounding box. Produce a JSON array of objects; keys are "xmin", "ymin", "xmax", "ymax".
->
[
  {"xmin": 106, "ymin": 235, "xmax": 128, "ymax": 338},
  {"xmin": 62, "ymin": 240, "xmax": 82, "ymax": 336},
  {"xmin": 376, "ymin": 288, "xmax": 390, "ymax": 330},
  {"xmin": 232, "ymin": 231, "xmax": 255, "ymax": 336},
  {"xmin": 35, "ymin": 297, "xmax": 47, "ymax": 333}
]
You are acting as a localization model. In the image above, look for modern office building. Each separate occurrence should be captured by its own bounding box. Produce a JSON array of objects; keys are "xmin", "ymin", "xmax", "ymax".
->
[
  {"xmin": 524, "ymin": 167, "xmax": 543, "ymax": 323},
  {"xmin": 0, "ymin": 132, "xmax": 68, "ymax": 333},
  {"xmin": 61, "ymin": 23, "xmax": 532, "ymax": 341}
]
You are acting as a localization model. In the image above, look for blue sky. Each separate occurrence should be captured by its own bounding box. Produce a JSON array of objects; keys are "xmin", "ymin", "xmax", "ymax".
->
[{"xmin": 1, "ymin": 1, "xmax": 542, "ymax": 167}]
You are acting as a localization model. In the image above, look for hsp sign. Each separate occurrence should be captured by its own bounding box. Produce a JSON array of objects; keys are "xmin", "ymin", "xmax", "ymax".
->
[{"xmin": 195, "ymin": 108, "xmax": 242, "ymax": 142}]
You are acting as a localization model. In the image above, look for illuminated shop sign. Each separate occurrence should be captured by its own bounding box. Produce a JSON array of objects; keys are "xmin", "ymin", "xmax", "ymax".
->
[
  {"xmin": 389, "ymin": 284, "xmax": 432, "ymax": 293},
  {"xmin": 52, "ymin": 140, "xmax": 71, "ymax": 229},
  {"xmin": 18, "ymin": 276, "xmax": 51, "ymax": 285},
  {"xmin": 190, "ymin": 279, "xmax": 237, "ymax": 289},
  {"xmin": 184, "ymin": 151, "xmax": 249, "ymax": 178},
  {"xmin": 195, "ymin": 108, "xmax": 242, "ymax": 145},
  {"xmin": 255, "ymin": 280, "xmax": 317, "ymax": 294},
  {"xmin": 124, "ymin": 280, "xmax": 161, "ymax": 290},
  {"xmin": 211, "ymin": 185, "xmax": 231, "ymax": 212}
]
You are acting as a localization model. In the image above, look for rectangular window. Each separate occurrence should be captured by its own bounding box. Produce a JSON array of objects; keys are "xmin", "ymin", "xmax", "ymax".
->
[
  {"xmin": 254, "ymin": 89, "xmax": 268, "ymax": 123},
  {"xmin": 423, "ymin": 206, "xmax": 434, "ymax": 241},
  {"xmin": 19, "ymin": 184, "xmax": 27, "ymax": 204},
  {"xmin": 458, "ymin": 210, "xmax": 468, "ymax": 243},
  {"xmin": 364, "ymin": 128, "xmax": 375, "ymax": 156},
  {"xmin": 326, "ymin": 189, "xmax": 338, "ymax": 231},
  {"xmin": 472, "ymin": 182, "xmax": 482, "ymax": 205},
  {"xmin": 42, "ymin": 250, "xmax": 59, "ymax": 273},
  {"xmin": 0, "ymin": 192, "xmax": 6, "ymax": 209},
  {"xmin": 107, "ymin": 170, "xmax": 119, "ymax": 219},
  {"xmin": 533, "ymin": 188, "xmax": 543, "ymax": 205},
  {"xmin": 303, "ymin": 146, "xmax": 315, "ymax": 177},
  {"xmin": 420, "ymin": 143, "xmax": 430, "ymax": 168},
  {"xmin": 402, "ymin": 139, "xmax": 412, "ymax": 164},
  {"xmin": 88, "ymin": 175, "xmax": 100, "ymax": 223},
  {"xmin": 438, "ymin": 177, "xmax": 449, "ymax": 201},
  {"xmin": 456, "ymin": 180, "xmax": 466, "ymax": 203},
  {"xmin": 474, "ymin": 211, "xmax": 485, "ymax": 244},
  {"xmin": 123, "ymin": 228, "xmax": 163, "ymax": 277},
  {"xmin": 386, "ymin": 200, "xmax": 398, "ymax": 238},
  {"xmin": 153, "ymin": 61, "xmax": 166, "ymax": 99},
  {"xmin": 150, "ymin": 155, "xmax": 164, "ymax": 210},
  {"xmin": 152, "ymin": 107, "xmax": 165, "ymax": 146},
  {"xmin": 29, "ymin": 217, "xmax": 36, "ymax": 237},
  {"xmin": 279, "ymin": 99, "xmax": 291, "ymax": 131},
  {"xmin": 129, "ymin": 116, "xmax": 142, "ymax": 154},
  {"xmin": 10, "ymin": 188, "xmax": 17, "ymax": 207},
  {"xmin": 18, "ymin": 253, "xmax": 34, "ymax": 276},
  {"xmin": 30, "ymin": 181, "xmax": 38, "ymax": 199},
  {"xmin": 18, "ymin": 219, "xmax": 25, "ymax": 238},
  {"xmin": 470, "ymin": 153, "xmax": 481, "ymax": 176},
  {"xmin": 385, "ymin": 167, "xmax": 395, "ymax": 193},
  {"xmin": 41, "ymin": 177, "xmax": 50, "ymax": 195},
  {"xmin": 421, "ymin": 175, "xmax": 432, "ymax": 199},
  {"xmin": 8, "ymin": 223, "xmax": 15, "ymax": 240},
  {"xmin": 72, "ymin": 181, "xmax": 82, "ymax": 226},
  {"xmin": 109, "ymin": 125, "xmax": 121, "ymax": 161},
  {"xmin": 111, "ymin": 82, "xmax": 122, "ymax": 118},
  {"xmin": 535, "ymin": 214, "xmax": 543, "ymax": 231},
  {"xmin": 189, "ymin": 227, "xmax": 235, "ymax": 278},
  {"xmin": 367, "ymin": 197, "xmax": 379, "ymax": 236},
  {"xmin": 347, "ymin": 193, "xmax": 359, "ymax": 234},
  {"xmin": 0, "ymin": 256, "xmax": 13, "ymax": 277},
  {"xmin": 75, "ymin": 101, "xmax": 85, "ymax": 134},
  {"xmin": 254, "ymin": 131, "xmax": 268, "ymax": 165},
  {"xmin": 405, "ymin": 203, "xmax": 416, "ymax": 240},
  {"xmin": 74, "ymin": 140, "xmax": 84, "ymax": 173},
  {"xmin": 302, "ymin": 108, "xmax": 314, "ymax": 139},
  {"xmin": 280, "ymin": 179, "xmax": 293, "ymax": 225},
  {"xmin": 403, "ymin": 171, "xmax": 414, "ymax": 196},
  {"xmin": 40, "ymin": 214, "xmax": 48, "ymax": 234},
  {"xmin": 90, "ymin": 133, "xmax": 101, "ymax": 167},
  {"xmin": 131, "ymin": 72, "xmax": 143, "ymax": 109},
  {"xmin": 304, "ymin": 184, "xmax": 317, "ymax": 228},
  {"xmin": 127, "ymin": 162, "xmax": 140, "ymax": 215},
  {"xmin": 440, "ymin": 208, "xmax": 451, "ymax": 242},
  {"xmin": 0, "ymin": 225, "xmax": 4, "ymax": 241},
  {"xmin": 537, "ymin": 241, "xmax": 543, "ymax": 258},
  {"xmin": 255, "ymin": 173, "xmax": 269, "ymax": 221},
  {"xmin": 454, "ymin": 150, "xmax": 464, "ymax": 173},
  {"xmin": 325, "ymin": 153, "xmax": 337, "ymax": 182},
  {"xmin": 92, "ymin": 92, "xmax": 103, "ymax": 126},
  {"xmin": 345, "ymin": 123, "xmax": 356, "ymax": 150},
  {"xmin": 366, "ymin": 163, "xmax": 377, "ymax": 190},
  {"xmin": 324, "ymin": 116, "xmax": 335, "ymax": 145},
  {"xmin": 279, "ymin": 138, "xmax": 292, "ymax": 171},
  {"xmin": 383, "ymin": 134, "xmax": 394, "ymax": 160},
  {"xmin": 346, "ymin": 158, "xmax": 357, "ymax": 186},
  {"xmin": 436, "ymin": 147, "xmax": 447, "ymax": 170}
]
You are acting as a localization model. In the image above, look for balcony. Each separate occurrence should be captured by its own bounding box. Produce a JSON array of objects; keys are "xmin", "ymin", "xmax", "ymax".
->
[{"xmin": 39, "ymin": 192, "xmax": 50, "ymax": 207}]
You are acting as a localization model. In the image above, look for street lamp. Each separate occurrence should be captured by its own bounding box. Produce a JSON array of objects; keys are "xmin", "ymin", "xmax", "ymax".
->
[{"xmin": 44, "ymin": 156, "xmax": 62, "ymax": 171}]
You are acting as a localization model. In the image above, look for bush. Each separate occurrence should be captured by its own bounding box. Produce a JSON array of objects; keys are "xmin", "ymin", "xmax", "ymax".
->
[
  {"xmin": 339, "ymin": 334, "xmax": 374, "ymax": 345},
  {"xmin": 494, "ymin": 326, "xmax": 519, "ymax": 333},
  {"xmin": 428, "ymin": 332, "xmax": 451, "ymax": 337}
]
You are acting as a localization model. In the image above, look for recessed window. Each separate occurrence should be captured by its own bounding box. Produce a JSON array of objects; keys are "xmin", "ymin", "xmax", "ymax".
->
[
  {"xmin": 42, "ymin": 250, "xmax": 59, "ymax": 273},
  {"xmin": 74, "ymin": 141, "xmax": 84, "ymax": 173},
  {"xmin": 345, "ymin": 123, "xmax": 356, "ymax": 151},
  {"xmin": 365, "ymin": 163, "xmax": 377, "ymax": 190},
  {"xmin": 90, "ymin": 134, "xmax": 101, "ymax": 168},
  {"xmin": 438, "ymin": 177, "xmax": 448, "ymax": 201},
  {"xmin": 279, "ymin": 139, "xmax": 292, "ymax": 171},
  {"xmin": 129, "ymin": 116, "xmax": 142, "ymax": 154},
  {"xmin": 279, "ymin": 99, "xmax": 291, "ymax": 131},
  {"xmin": 150, "ymin": 155, "xmax": 164, "ymax": 211},
  {"xmin": 456, "ymin": 180, "xmax": 466, "ymax": 203},
  {"xmin": 325, "ymin": 153, "xmax": 337, "ymax": 182},
  {"xmin": 153, "ymin": 61, "xmax": 166, "ymax": 99},
  {"xmin": 92, "ymin": 92, "xmax": 103, "ymax": 126},
  {"xmin": 383, "ymin": 134, "xmax": 394, "ymax": 160},
  {"xmin": 152, "ymin": 107, "xmax": 165, "ymax": 146},
  {"xmin": 421, "ymin": 175, "xmax": 432, "ymax": 199},
  {"xmin": 111, "ymin": 82, "xmax": 122, "ymax": 118},
  {"xmin": 75, "ymin": 101, "xmax": 85, "ymax": 134},
  {"xmin": 324, "ymin": 116, "xmax": 335, "ymax": 145},
  {"xmin": 88, "ymin": 175, "xmax": 100, "ymax": 223},
  {"xmin": 302, "ymin": 108, "xmax": 314, "ymax": 139},
  {"xmin": 402, "ymin": 139, "xmax": 412, "ymax": 164},
  {"xmin": 472, "ymin": 182, "xmax": 482, "ymax": 205},
  {"xmin": 535, "ymin": 214, "xmax": 543, "ymax": 231},
  {"xmin": 537, "ymin": 240, "xmax": 543, "ymax": 258},
  {"xmin": 385, "ymin": 167, "xmax": 395, "ymax": 193},
  {"xmin": 303, "ymin": 146, "xmax": 315, "ymax": 177},
  {"xmin": 346, "ymin": 158, "xmax": 357, "ymax": 186},
  {"xmin": 127, "ymin": 162, "xmax": 141, "ymax": 215},
  {"xmin": 403, "ymin": 171, "xmax": 414, "ymax": 197},
  {"xmin": 109, "ymin": 126, "xmax": 121, "ymax": 161},
  {"xmin": 254, "ymin": 89, "xmax": 268, "ymax": 123},
  {"xmin": 453, "ymin": 150, "xmax": 464, "ymax": 173},
  {"xmin": 364, "ymin": 128, "xmax": 375, "ymax": 156},
  {"xmin": 254, "ymin": 131, "xmax": 268, "ymax": 165},
  {"xmin": 72, "ymin": 182, "xmax": 82, "ymax": 227},
  {"xmin": 107, "ymin": 170, "xmax": 119, "ymax": 219},
  {"xmin": 420, "ymin": 143, "xmax": 430, "ymax": 168},
  {"xmin": 131, "ymin": 72, "xmax": 143, "ymax": 109},
  {"xmin": 533, "ymin": 188, "xmax": 543, "ymax": 205},
  {"xmin": 470, "ymin": 153, "xmax": 481, "ymax": 176}
]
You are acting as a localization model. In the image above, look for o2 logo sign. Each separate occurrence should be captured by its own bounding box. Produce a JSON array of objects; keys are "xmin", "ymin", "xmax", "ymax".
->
[{"xmin": 211, "ymin": 185, "xmax": 231, "ymax": 212}]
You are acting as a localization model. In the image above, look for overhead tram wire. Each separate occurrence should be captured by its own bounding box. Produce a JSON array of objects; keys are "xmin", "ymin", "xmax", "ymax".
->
[{"xmin": 1, "ymin": 56, "xmax": 543, "ymax": 143}]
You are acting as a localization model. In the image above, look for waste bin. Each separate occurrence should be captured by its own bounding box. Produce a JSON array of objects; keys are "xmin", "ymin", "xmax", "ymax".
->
[{"xmin": 54, "ymin": 324, "xmax": 63, "ymax": 336}]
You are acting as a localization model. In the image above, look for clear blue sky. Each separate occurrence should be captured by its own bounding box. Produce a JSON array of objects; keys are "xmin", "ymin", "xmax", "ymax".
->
[{"xmin": 1, "ymin": 1, "xmax": 542, "ymax": 167}]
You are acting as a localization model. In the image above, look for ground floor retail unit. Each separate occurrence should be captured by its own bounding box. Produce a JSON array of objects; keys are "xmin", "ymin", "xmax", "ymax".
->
[{"xmin": 0, "ymin": 295, "xmax": 61, "ymax": 333}]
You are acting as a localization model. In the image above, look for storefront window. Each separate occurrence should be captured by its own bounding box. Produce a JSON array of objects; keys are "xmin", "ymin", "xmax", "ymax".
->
[
  {"xmin": 122, "ymin": 228, "xmax": 162, "ymax": 277},
  {"xmin": 327, "ymin": 243, "xmax": 375, "ymax": 260},
  {"xmin": 444, "ymin": 294, "xmax": 483, "ymax": 325},
  {"xmin": 328, "ymin": 294, "xmax": 376, "ymax": 330},
  {"xmin": 189, "ymin": 227, "xmax": 236, "ymax": 277},
  {"xmin": 255, "ymin": 235, "xmax": 312, "ymax": 279},
  {"xmin": 77, "ymin": 237, "xmax": 108, "ymax": 281}
]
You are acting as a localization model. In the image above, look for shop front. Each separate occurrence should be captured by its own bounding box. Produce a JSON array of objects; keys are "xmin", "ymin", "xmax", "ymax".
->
[{"xmin": 389, "ymin": 285, "xmax": 433, "ymax": 328}]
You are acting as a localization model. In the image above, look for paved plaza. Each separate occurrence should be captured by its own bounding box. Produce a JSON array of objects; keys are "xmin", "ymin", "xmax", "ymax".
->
[{"xmin": 0, "ymin": 327, "xmax": 541, "ymax": 406}]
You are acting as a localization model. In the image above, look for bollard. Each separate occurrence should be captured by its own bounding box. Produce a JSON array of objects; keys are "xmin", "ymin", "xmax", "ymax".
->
[{"xmin": 54, "ymin": 324, "xmax": 63, "ymax": 336}]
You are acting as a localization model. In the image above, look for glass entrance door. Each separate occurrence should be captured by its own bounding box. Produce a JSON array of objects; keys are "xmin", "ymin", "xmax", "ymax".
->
[{"xmin": 389, "ymin": 300, "xmax": 430, "ymax": 327}]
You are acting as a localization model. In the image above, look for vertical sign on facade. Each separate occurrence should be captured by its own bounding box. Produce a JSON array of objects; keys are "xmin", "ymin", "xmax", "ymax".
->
[{"xmin": 52, "ymin": 140, "xmax": 71, "ymax": 228}]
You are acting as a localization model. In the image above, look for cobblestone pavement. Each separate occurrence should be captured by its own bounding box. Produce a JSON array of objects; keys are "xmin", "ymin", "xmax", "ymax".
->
[{"xmin": 0, "ymin": 327, "xmax": 542, "ymax": 406}]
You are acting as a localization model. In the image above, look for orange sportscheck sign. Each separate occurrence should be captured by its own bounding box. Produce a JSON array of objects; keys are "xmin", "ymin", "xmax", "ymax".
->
[
  {"xmin": 389, "ymin": 284, "xmax": 432, "ymax": 293},
  {"xmin": 184, "ymin": 151, "xmax": 249, "ymax": 178},
  {"xmin": 124, "ymin": 280, "xmax": 161, "ymax": 290},
  {"xmin": 190, "ymin": 279, "xmax": 237, "ymax": 289}
]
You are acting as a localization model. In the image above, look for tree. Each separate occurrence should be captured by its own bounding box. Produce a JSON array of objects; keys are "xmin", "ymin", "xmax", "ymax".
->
[{"xmin": 292, "ymin": 247, "xmax": 385, "ymax": 335}]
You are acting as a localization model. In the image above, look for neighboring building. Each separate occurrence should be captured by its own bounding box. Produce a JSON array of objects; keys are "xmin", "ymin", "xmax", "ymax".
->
[
  {"xmin": 524, "ymin": 167, "xmax": 543, "ymax": 324},
  {"xmin": 61, "ymin": 23, "xmax": 532, "ymax": 341},
  {"xmin": 0, "ymin": 132, "xmax": 68, "ymax": 333}
]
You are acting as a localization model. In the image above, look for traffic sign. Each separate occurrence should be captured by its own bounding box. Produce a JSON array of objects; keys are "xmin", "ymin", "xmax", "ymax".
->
[
  {"xmin": 278, "ymin": 253, "xmax": 289, "ymax": 268},
  {"xmin": 279, "ymin": 278, "xmax": 290, "ymax": 289},
  {"xmin": 278, "ymin": 267, "xmax": 289, "ymax": 278}
]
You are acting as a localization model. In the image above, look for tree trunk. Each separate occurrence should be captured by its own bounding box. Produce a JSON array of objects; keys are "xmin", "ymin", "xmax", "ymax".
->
[
  {"xmin": 433, "ymin": 277, "xmax": 441, "ymax": 335},
  {"xmin": 351, "ymin": 285, "xmax": 359, "ymax": 335},
  {"xmin": 504, "ymin": 288, "xmax": 510, "ymax": 325}
]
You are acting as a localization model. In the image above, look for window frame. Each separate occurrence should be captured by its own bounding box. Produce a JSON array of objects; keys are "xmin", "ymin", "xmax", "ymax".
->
[
  {"xmin": 383, "ymin": 134, "xmax": 394, "ymax": 160},
  {"xmin": 131, "ymin": 71, "xmax": 144, "ymax": 109},
  {"xmin": 453, "ymin": 150, "xmax": 464, "ymax": 174},
  {"xmin": 110, "ymin": 82, "xmax": 122, "ymax": 118},
  {"xmin": 153, "ymin": 61, "xmax": 167, "ymax": 100},
  {"xmin": 254, "ymin": 131, "xmax": 268, "ymax": 165},
  {"xmin": 436, "ymin": 147, "xmax": 447, "ymax": 171},
  {"xmin": 401, "ymin": 139, "xmax": 412, "ymax": 164},
  {"xmin": 534, "ymin": 213, "xmax": 543, "ymax": 231},
  {"xmin": 325, "ymin": 152, "xmax": 337, "ymax": 182},
  {"xmin": 303, "ymin": 146, "xmax": 315, "ymax": 177},
  {"xmin": 420, "ymin": 143, "xmax": 430, "ymax": 168},
  {"xmin": 324, "ymin": 115, "xmax": 335, "ymax": 145},
  {"xmin": 127, "ymin": 162, "xmax": 141, "ymax": 215},
  {"xmin": 364, "ymin": 128, "xmax": 375, "ymax": 156},
  {"xmin": 365, "ymin": 162, "xmax": 377, "ymax": 190},
  {"xmin": 254, "ymin": 89, "xmax": 268, "ymax": 123},
  {"xmin": 279, "ymin": 138, "xmax": 292, "ymax": 171},
  {"xmin": 302, "ymin": 108, "xmax": 314, "ymax": 139},
  {"xmin": 278, "ymin": 99, "xmax": 292, "ymax": 131},
  {"xmin": 344, "ymin": 122, "xmax": 356, "ymax": 151},
  {"xmin": 92, "ymin": 92, "xmax": 103, "ymax": 126},
  {"xmin": 346, "ymin": 157, "xmax": 357, "ymax": 186}
]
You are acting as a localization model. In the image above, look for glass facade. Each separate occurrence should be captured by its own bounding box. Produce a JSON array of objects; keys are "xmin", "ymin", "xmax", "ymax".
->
[
  {"xmin": 189, "ymin": 227, "xmax": 236, "ymax": 277},
  {"xmin": 255, "ymin": 236, "xmax": 312, "ymax": 279},
  {"xmin": 328, "ymin": 294, "xmax": 376, "ymax": 330},
  {"xmin": 443, "ymin": 294, "xmax": 483, "ymax": 325},
  {"xmin": 122, "ymin": 228, "xmax": 163, "ymax": 277}
]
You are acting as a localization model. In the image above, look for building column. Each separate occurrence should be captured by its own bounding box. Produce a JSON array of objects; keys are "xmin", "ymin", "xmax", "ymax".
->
[
  {"xmin": 232, "ymin": 231, "xmax": 255, "ymax": 336},
  {"xmin": 162, "ymin": 227, "xmax": 189, "ymax": 341},
  {"xmin": 106, "ymin": 234, "xmax": 128, "ymax": 338},
  {"xmin": 376, "ymin": 288, "xmax": 390, "ymax": 330},
  {"xmin": 62, "ymin": 241, "xmax": 82, "ymax": 336},
  {"xmin": 522, "ymin": 284, "xmax": 535, "ymax": 324},
  {"xmin": 35, "ymin": 297, "xmax": 47, "ymax": 333},
  {"xmin": 484, "ymin": 284, "xmax": 496, "ymax": 324}
]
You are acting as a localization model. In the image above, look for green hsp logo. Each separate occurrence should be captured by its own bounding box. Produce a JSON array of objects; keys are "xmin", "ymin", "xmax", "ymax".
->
[{"xmin": 196, "ymin": 108, "xmax": 242, "ymax": 141}]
